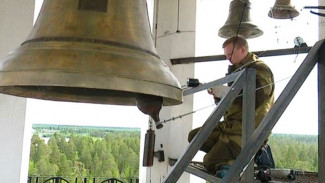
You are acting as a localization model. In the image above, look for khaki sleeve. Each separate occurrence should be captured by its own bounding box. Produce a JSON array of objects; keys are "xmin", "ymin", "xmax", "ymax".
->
[{"xmin": 254, "ymin": 62, "xmax": 274, "ymax": 107}]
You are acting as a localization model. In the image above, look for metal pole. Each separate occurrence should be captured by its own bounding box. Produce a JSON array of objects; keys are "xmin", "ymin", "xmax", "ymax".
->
[
  {"xmin": 318, "ymin": 43, "xmax": 325, "ymax": 183},
  {"xmin": 241, "ymin": 69, "xmax": 256, "ymax": 182},
  {"xmin": 183, "ymin": 72, "xmax": 242, "ymax": 96},
  {"xmin": 163, "ymin": 70, "xmax": 246, "ymax": 183}
]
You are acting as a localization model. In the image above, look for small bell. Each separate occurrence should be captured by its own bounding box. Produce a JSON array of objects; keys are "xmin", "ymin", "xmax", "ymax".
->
[
  {"xmin": 268, "ymin": 0, "xmax": 299, "ymax": 19},
  {"xmin": 218, "ymin": 0, "xmax": 263, "ymax": 39}
]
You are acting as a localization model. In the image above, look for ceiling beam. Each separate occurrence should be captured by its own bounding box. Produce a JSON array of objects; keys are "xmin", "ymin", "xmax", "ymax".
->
[{"xmin": 170, "ymin": 46, "xmax": 311, "ymax": 65}]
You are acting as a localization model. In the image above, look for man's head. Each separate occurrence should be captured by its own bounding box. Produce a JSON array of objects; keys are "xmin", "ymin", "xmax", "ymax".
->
[{"xmin": 222, "ymin": 35, "xmax": 249, "ymax": 65}]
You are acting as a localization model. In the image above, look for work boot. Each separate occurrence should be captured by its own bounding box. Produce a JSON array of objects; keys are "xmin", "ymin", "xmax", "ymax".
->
[{"xmin": 215, "ymin": 165, "xmax": 231, "ymax": 178}]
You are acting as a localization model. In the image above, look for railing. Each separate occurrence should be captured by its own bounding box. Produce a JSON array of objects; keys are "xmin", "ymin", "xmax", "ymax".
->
[{"xmin": 27, "ymin": 176, "xmax": 139, "ymax": 183}]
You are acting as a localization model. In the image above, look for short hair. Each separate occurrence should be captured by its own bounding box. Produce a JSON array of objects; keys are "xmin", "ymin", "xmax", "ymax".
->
[{"xmin": 222, "ymin": 35, "xmax": 249, "ymax": 51}]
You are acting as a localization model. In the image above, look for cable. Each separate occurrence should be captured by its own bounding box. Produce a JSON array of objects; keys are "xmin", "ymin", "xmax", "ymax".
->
[
  {"xmin": 177, "ymin": 0, "xmax": 180, "ymax": 32},
  {"xmin": 235, "ymin": 0, "xmax": 248, "ymax": 37},
  {"xmin": 154, "ymin": 0, "xmax": 159, "ymax": 48},
  {"xmin": 153, "ymin": 30, "xmax": 195, "ymax": 40},
  {"xmin": 160, "ymin": 41, "xmax": 301, "ymax": 125},
  {"xmin": 159, "ymin": 104, "xmax": 215, "ymax": 124},
  {"xmin": 229, "ymin": 0, "xmax": 248, "ymax": 61},
  {"xmin": 153, "ymin": 0, "xmax": 195, "ymax": 40},
  {"xmin": 158, "ymin": 75, "xmax": 293, "ymax": 125}
]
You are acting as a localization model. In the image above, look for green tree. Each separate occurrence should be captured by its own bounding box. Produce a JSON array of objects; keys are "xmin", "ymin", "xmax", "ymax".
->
[
  {"xmin": 29, "ymin": 127, "xmax": 140, "ymax": 179},
  {"xmin": 79, "ymin": 147, "xmax": 92, "ymax": 171},
  {"xmin": 28, "ymin": 160, "xmax": 39, "ymax": 176},
  {"xmin": 268, "ymin": 134, "xmax": 318, "ymax": 172},
  {"xmin": 30, "ymin": 134, "xmax": 49, "ymax": 162},
  {"xmin": 57, "ymin": 153, "xmax": 73, "ymax": 176},
  {"xmin": 48, "ymin": 135, "xmax": 61, "ymax": 165},
  {"xmin": 36, "ymin": 157, "xmax": 58, "ymax": 176}
]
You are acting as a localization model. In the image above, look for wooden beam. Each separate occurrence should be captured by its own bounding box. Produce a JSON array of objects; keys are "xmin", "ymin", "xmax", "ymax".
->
[
  {"xmin": 171, "ymin": 47, "xmax": 311, "ymax": 65},
  {"xmin": 221, "ymin": 39, "xmax": 324, "ymax": 183}
]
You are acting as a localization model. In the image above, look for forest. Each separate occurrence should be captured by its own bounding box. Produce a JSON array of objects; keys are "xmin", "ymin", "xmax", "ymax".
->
[
  {"xmin": 29, "ymin": 124, "xmax": 318, "ymax": 182},
  {"xmin": 29, "ymin": 125, "xmax": 140, "ymax": 182},
  {"xmin": 268, "ymin": 133, "xmax": 318, "ymax": 172}
]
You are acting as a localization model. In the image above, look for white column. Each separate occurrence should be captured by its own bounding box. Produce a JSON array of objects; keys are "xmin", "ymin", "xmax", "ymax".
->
[
  {"xmin": 0, "ymin": 1, "xmax": 35, "ymax": 183},
  {"xmin": 145, "ymin": 0, "xmax": 196, "ymax": 182}
]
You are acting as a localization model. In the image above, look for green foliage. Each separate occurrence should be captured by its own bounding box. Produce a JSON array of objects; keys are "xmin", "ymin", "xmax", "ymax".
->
[
  {"xmin": 29, "ymin": 125, "xmax": 140, "ymax": 181},
  {"xmin": 268, "ymin": 133, "xmax": 318, "ymax": 172}
]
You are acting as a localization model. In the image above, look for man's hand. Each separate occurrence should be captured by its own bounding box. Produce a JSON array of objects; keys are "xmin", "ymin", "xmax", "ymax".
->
[
  {"xmin": 214, "ymin": 97, "xmax": 221, "ymax": 105},
  {"xmin": 208, "ymin": 88, "xmax": 221, "ymax": 104},
  {"xmin": 207, "ymin": 88, "xmax": 216, "ymax": 97},
  {"xmin": 208, "ymin": 85, "xmax": 230, "ymax": 98}
]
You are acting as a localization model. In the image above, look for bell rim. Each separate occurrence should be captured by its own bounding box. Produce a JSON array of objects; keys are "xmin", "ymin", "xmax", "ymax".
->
[
  {"xmin": 268, "ymin": 6, "xmax": 299, "ymax": 19},
  {"xmin": 218, "ymin": 23, "xmax": 264, "ymax": 39},
  {"xmin": 0, "ymin": 41, "xmax": 183, "ymax": 106},
  {"xmin": 0, "ymin": 73, "xmax": 183, "ymax": 106}
]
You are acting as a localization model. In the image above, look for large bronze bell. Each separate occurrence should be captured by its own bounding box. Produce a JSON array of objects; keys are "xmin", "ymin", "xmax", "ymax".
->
[
  {"xmin": 0, "ymin": 0, "xmax": 182, "ymax": 109},
  {"xmin": 218, "ymin": 0, "xmax": 263, "ymax": 39},
  {"xmin": 268, "ymin": 0, "xmax": 299, "ymax": 19}
]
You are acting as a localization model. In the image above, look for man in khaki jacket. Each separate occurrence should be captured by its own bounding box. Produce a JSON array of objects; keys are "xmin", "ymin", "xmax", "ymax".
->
[{"xmin": 188, "ymin": 35, "xmax": 274, "ymax": 175}]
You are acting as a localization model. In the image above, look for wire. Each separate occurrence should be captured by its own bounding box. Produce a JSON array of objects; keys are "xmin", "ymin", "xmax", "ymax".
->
[
  {"xmin": 153, "ymin": 30, "xmax": 195, "ymax": 40},
  {"xmin": 162, "ymin": 42, "xmax": 298, "ymax": 125},
  {"xmin": 177, "ymin": 0, "xmax": 180, "ymax": 32},
  {"xmin": 229, "ymin": 0, "xmax": 248, "ymax": 62},
  {"xmin": 158, "ymin": 75, "xmax": 293, "ymax": 124},
  {"xmin": 154, "ymin": 0, "xmax": 159, "ymax": 48},
  {"xmin": 235, "ymin": 1, "xmax": 248, "ymax": 37},
  {"xmin": 153, "ymin": 0, "xmax": 195, "ymax": 40},
  {"xmin": 159, "ymin": 104, "xmax": 215, "ymax": 124}
]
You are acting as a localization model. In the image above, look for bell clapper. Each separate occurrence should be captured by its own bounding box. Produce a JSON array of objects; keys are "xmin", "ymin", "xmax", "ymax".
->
[{"xmin": 136, "ymin": 94, "xmax": 164, "ymax": 129}]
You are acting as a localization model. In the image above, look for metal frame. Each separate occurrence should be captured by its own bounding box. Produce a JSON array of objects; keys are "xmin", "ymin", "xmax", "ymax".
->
[
  {"xmin": 185, "ymin": 165, "xmax": 221, "ymax": 183},
  {"xmin": 241, "ymin": 69, "xmax": 256, "ymax": 182},
  {"xmin": 221, "ymin": 39, "xmax": 325, "ymax": 183},
  {"xmin": 163, "ymin": 68, "xmax": 256, "ymax": 183},
  {"xmin": 163, "ymin": 39, "xmax": 325, "ymax": 183}
]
